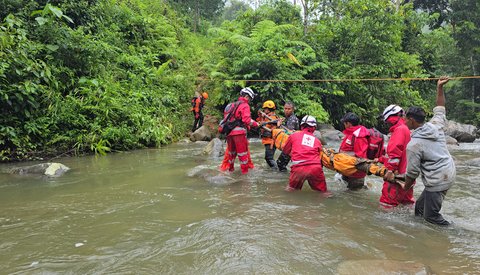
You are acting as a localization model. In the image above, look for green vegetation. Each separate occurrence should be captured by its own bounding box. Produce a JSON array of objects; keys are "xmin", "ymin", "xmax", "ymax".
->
[{"xmin": 0, "ymin": 0, "xmax": 478, "ymax": 161}]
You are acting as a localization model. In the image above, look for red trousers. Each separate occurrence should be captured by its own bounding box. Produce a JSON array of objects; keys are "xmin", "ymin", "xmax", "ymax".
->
[
  {"xmin": 288, "ymin": 164, "xmax": 327, "ymax": 192},
  {"xmin": 379, "ymin": 181, "xmax": 415, "ymax": 207},
  {"xmin": 225, "ymin": 134, "xmax": 252, "ymax": 174},
  {"xmin": 220, "ymin": 146, "xmax": 254, "ymax": 171}
]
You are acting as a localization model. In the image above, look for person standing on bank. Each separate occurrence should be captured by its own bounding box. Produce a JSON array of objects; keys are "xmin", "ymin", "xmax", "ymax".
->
[
  {"xmin": 338, "ymin": 112, "xmax": 370, "ymax": 190},
  {"xmin": 400, "ymin": 76, "xmax": 456, "ymax": 226},
  {"xmin": 379, "ymin": 104, "xmax": 414, "ymax": 208},
  {"xmin": 276, "ymin": 101, "xmax": 300, "ymax": 172},
  {"xmin": 191, "ymin": 92, "xmax": 208, "ymax": 132}
]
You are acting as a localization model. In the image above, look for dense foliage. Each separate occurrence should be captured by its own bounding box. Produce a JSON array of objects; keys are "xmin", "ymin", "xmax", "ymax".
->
[
  {"xmin": 0, "ymin": 0, "xmax": 478, "ymax": 161},
  {"xmin": 1, "ymin": 0, "xmax": 202, "ymax": 161}
]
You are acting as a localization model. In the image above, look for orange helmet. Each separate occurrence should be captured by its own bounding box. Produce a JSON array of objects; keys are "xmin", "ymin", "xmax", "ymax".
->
[{"xmin": 202, "ymin": 92, "xmax": 209, "ymax": 99}]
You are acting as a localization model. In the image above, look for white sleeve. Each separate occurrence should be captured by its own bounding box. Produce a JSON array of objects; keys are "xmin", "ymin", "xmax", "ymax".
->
[{"xmin": 430, "ymin": 106, "xmax": 447, "ymax": 130}]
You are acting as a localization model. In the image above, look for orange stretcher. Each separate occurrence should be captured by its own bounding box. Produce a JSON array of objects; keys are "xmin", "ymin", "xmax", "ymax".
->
[{"xmin": 269, "ymin": 129, "xmax": 403, "ymax": 182}]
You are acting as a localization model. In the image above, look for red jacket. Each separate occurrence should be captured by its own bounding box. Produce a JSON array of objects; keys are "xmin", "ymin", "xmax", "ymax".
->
[
  {"xmin": 339, "ymin": 125, "xmax": 369, "ymax": 178},
  {"xmin": 282, "ymin": 127, "xmax": 322, "ymax": 167},
  {"xmin": 229, "ymin": 96, "xmax": 258, "ymax": 136},
  {"xmin": 378, "ymin": 119, "xmax": 411, "ymax": 173},
  {"xmin": 339, "ymin": 125, "xmax": 369, "ymax": 158}
]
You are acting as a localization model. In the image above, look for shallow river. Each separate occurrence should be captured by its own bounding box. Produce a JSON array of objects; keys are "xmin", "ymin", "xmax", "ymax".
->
[{"xmin": 0, "ymin": 139, "xmax": 479, "ymax": 274}]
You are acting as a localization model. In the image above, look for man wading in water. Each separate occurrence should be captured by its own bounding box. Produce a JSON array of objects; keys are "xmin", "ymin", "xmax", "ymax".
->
[{"xmin": 400, "ymin": 76, "xmax": 456, "ymax": 226}]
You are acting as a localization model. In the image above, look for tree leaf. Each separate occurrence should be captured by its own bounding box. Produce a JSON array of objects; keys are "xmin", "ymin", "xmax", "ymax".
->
[{"xmin": 35, "ymin": 17, "xmax": 48, "ymax": 26}]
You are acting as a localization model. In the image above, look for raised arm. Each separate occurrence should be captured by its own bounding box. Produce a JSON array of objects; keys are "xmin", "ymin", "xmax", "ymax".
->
[{"xmin": 436, "ymin": 76, "xmax": 449, "ymax": 107}]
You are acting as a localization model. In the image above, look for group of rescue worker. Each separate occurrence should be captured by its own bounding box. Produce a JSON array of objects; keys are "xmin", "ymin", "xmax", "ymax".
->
[{"xmin": 193, "ymin": 77, "xmax": 456, "ymax": 226}]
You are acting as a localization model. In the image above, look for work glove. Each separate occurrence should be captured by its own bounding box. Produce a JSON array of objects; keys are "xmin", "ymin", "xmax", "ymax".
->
[{"xmin": 383, "ymin": 170, "xmax": 395, "ymax": 183}]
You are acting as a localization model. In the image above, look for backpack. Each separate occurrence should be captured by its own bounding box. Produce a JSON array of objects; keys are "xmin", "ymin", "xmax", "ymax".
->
[
  {"xmin": 366, "ymin": 128, "xmax": 385, "ymax": 160},
  {"xmin": 191, "ymin": 97, "xmax": 197, "ymax": 108},
  {"xmin": 218, "ymin": 101, "xmax": 242, "ymax": 135},
  {"xmin": 191, "ymin": 96, "xmax": 204, "ymax": 110},
  {"xmin": 352, "ymin": 127, "xmax": 385, "ymax": 160}
]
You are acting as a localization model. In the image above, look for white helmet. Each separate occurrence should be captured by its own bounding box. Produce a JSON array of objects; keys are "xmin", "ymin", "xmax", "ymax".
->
[
  {"xmin": 382, "ymin": 104, "xmax": 403, "ymax": 121},
  {"xmin": 240, "ymin": 87, "xmax": 255, "ymax": 100},
  {"xmin": 301, "ymin": 115, "xmax": 317, "ymax": 127}
]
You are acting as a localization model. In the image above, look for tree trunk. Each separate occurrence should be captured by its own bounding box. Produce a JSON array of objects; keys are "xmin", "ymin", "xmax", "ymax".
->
[
  {"xmin": 471, "ymin": 55, "xmax": 477, "ymax": 114},
  {"xmin": 300, "ymin": 0, "xmax": 308, "ymax": 36},
  {"xmin": 194, "ymin": 0, "xmax": 199, "ymax": 33}
]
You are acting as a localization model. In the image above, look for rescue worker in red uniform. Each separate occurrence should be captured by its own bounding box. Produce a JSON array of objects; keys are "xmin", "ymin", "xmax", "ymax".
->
[
  {"xmin": 282, "ymin": 115, "xmax": 330, "ymax": 195},
  {"xmin": 191, "ymin": 92, "xmax": 208, "ymax": 132},
  {"xmin": 256, "ymin": 100, "xmax": 279, "ymax": 169},
  {"xmin": 339, "ymin": 112, "xmax": 370, "ymax": 190},
  {"xmin": 225, "ymin": 87, "xmax": 259, "ymax": 174},
  {"xmin": 378, "ymin": 104, "xmax": 414, "ymax": 208}
]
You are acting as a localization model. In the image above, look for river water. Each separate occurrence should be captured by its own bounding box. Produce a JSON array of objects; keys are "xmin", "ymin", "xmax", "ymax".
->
[{"xmin": 0, "ymin": 139, "xmax": 479, "ymax": 274}]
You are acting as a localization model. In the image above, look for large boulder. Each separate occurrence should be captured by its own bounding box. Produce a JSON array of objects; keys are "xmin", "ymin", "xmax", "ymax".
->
[
  {"xmin": 313, "ymin": 130, "xmax": 327, "ymax": 145},
  {"xmin": 317, "ymin": 123, "xmax": 336, "ymax": 130},
  {"xmin": 445, "ymin": 135, "xmax": 459, "ymax": 145},
  {"xmin": 203, "ymin": 114, "xmax": 220, "ymax": 136},
  {"xmin": 203, "ymin": 138, "xmax": 225, "ymax": 158},
  {"xmin": 337, "ymin": 260, "xmax": 432, "ymax": 275},
  {"xmin": 444, "ymin": 120, "xmax": 477, "ymax": 143},
  {"xmin": 319, "ymin": 128, "xmax": 344, "ymax": 144},
  {"xmin": 9, "ymin": 163, "xmax": 70, "ymax": 177},
  {"xmin": 190, "ymin": 125, "xmax": 213, "ymax": 142}
]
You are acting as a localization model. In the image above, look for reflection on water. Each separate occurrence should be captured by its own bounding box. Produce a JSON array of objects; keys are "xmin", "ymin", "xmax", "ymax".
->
[{"xmin": 0, "ymin": 139, "xmax": 479, "ymax": 274}]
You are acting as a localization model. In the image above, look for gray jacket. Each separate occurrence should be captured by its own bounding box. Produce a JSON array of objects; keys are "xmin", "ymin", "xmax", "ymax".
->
[{"xmin": 406, "ymin": 106, "xmax": 456, "ymax": 192}]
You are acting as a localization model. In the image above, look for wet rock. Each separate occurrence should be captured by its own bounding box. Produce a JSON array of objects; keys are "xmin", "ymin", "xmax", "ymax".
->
[
  {"xmin": 337, "ymin": 260, "xmax": 432, "ymax": 275},
  {"xmin": 444, "ymin": 120, "xmax": 477, "ymax": 143},
  {"xmin": 317, "ymin": 123, "xmax": 336, "ymax": 130},
  {"xmin": 202, "ymin": 114, "xmax": 220, "ymax": 135},
  {"xmin": 203, "ymin": 138, "xmax": 225, "ymax": 157},
  {"xmin": 177, "ymin": 138, "xmax": 192, "ymax": 144},
  {"xmin": 190, "ymin": 126, "xmax": 213, "ymax": 142},
  {"xmin": 319, "ymin": 128, "xmax": 344, "ymax": 143},
  {"xmin": 445, "ymin": 136, "xmax": 459, "ymax": 145},
  {"xmin": 313, "ymin": 130, "xmax": 327, "ymax": 145},
  {"xmin": 9, "ymin": 163, "xmax": 70, "ymax": 177}
]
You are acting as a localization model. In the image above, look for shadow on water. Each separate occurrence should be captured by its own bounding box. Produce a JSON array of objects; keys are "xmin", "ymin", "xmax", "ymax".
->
[{"xmin": 0, "ymin": 139, "xmax": 479, "ymax": 274}]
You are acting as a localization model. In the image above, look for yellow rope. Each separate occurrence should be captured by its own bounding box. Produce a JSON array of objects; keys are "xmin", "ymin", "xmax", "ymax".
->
[{"xmin": 197, "ymin": 75, "xmax": 480, "ymax": 83}]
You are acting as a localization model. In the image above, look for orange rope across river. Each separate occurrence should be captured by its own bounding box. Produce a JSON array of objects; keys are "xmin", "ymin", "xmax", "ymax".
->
[{"xmin": 196, "ymin": 75, "xmax": 480, "ymax": 83}]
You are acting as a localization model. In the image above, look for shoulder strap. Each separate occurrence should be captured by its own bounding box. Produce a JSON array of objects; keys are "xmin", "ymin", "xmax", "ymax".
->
[{"xmin": 225, "ymin": 100, "xmax": 242, "ymax": 122}]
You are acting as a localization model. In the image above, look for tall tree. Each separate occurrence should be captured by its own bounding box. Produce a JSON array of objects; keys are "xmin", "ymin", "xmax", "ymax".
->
[
  {"xmin": 448, "ymin": 0, "xmax": 480, "ymax": 123},
  {"xmin": 403, "ymin": 0, "xmax": 450, "ymax": 29},
  {"xmin": 222, "ymin": 0, "xmax": 250, "ymax": 21},
  {"xmin": 167, "ymin": 0, "xmax": 226, "ymax": 32}
]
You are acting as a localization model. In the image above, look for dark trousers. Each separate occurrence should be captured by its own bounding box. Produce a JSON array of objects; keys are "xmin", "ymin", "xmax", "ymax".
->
[
  {"xmin": 341, "ymin": 175, "xmax": 365, "ymax": 190},
  {"xmin": 415, "ymin": 189, "xmax": 450, "ymax": 226},
  {"xmin": 192, "ymin": 111, "xmax": 204, "ymax": 132},
  {"xmin": 276, "ymin": 151, "xmax": 291, "ymax": 172},
  {"xmin": 264, "ymin": 144, "xmax": 277, "ymax": 169}
]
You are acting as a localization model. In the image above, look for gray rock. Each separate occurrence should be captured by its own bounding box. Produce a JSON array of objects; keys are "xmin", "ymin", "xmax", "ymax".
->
[
  {"xmin": 445, "ymin": 120, "xmax": 477, "ymax": 143},
  {"xmin": 337, "ymin": 260, "xmax": 432, "ymax": 275},
  {"xmin": 313, "ymin": 130, "xmax": 327, "ymax": 145},
  {"xmin": 10, "ymin": 163, "xmax": 70, "ymax": 177},
  {"xmin": 319, "ymin": 128, "xmax": 344, "ymax": 143},
  {"xmin": 445, "ymin": 135, "xmax": 459, "ymax": 145},
  {"xmin": 203, "ymin": 138, "xmax": 225, "ymax": 157},
  {"xmin": 190, "ymin": 126, "xmax": 213, "ymax": 142},
  {"xmin": 317, "ymin": 123, "xmax": 336, "ymax": 130}
]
